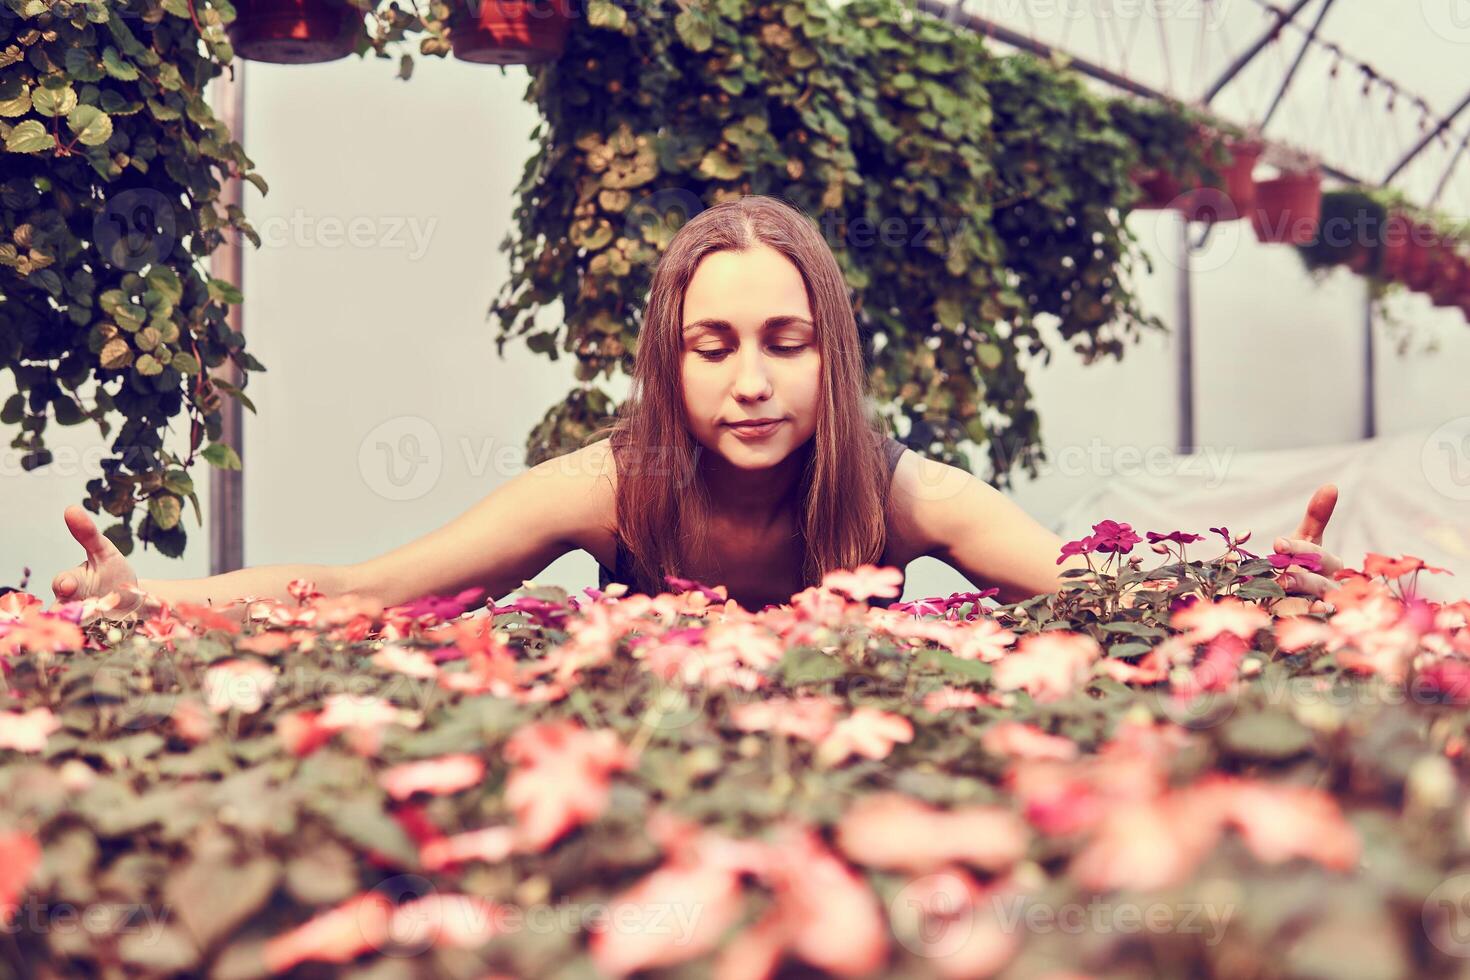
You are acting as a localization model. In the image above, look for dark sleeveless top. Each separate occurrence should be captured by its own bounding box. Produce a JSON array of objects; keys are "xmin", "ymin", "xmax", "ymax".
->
[{"xmin": 596, "ymin": 435, "xmax": 908, "ymax": 609}]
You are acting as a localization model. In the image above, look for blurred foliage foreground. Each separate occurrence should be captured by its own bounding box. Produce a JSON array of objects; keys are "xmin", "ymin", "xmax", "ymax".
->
[{"xmin": 1, "ymin": 530, "xmax": 1470, "ymax": 979}]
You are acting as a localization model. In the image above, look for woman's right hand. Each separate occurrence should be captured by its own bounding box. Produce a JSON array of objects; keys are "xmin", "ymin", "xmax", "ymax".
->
[{"xmin": 52, "ymin": 505, "xmax": 141, "ymax": 613}]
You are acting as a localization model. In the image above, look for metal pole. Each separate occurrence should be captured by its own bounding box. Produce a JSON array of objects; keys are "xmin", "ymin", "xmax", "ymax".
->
[
  {"xmin": 1382, "ymin": 87, "xmax": 1470, "ymax": 186},
  {"xmin": 1362, "ymin": 284, "xmax": 1375, "ymax": 440},
  {"xmin": 209, "ymin": 63, "xmax": 246, "ymax": 575},
  {"xmin": 1428, "ymin": 125, "xmax": 1470, "ymax": 209},
  {"xmin": 1177, "ymin": 218, "xmax": 1195, "ymax": 454},
  {"xmin": 1259, "ymin": 0, "xmax": 1336, "ymax": 130},
  {"xmin": 1203, "ymin": 0, "xmax": 1318, "ymax": 105}
]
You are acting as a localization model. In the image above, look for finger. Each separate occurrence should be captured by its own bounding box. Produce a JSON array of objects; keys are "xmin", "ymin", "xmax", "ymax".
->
[
  {"xmin": 52, "ymin": 571, "xmax": 78, "ymax": 600},
  {"xmin": 1278, "ymin": 570, "xmax": 1336, "ymax": 598},
  {"xmin": 63, "ymin": 505, "xmax": 116, "ymax": 562},
  {"xmin": 1272, "ymin": 537, "xmax": 1345, "ymax": 575},
  {"xmin": 1292, "ymin": 484, "xmax": 1338, "ymax": 546}
]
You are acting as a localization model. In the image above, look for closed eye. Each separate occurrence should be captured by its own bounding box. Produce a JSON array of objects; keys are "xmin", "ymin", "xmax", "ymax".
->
[{"xmin": 693, "ymin": 344, "xmax": 807, "ymax": 362}]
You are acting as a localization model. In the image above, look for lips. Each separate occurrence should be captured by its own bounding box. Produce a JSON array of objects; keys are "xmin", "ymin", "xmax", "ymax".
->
[{"xmin": 725, "ymin": 419, "xmax": 785, "ymax": 438}]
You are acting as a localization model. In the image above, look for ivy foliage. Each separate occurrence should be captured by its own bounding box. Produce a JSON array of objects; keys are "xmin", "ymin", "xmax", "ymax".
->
[
  {"xmin": 489, "ymin": 0, "xmax": 1177, "ymax": 481},
  {"xmin": 0, "ymin": 0, "xmax": 264, "ymax": 557}
]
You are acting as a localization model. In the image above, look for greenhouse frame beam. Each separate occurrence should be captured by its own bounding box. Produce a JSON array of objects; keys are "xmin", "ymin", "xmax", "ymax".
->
[
  {"xmin": 1203, "ymin": 0, "xmax": 1319, "ymax": 106},
  {"xmin": 1259, "ymin": 0, "xmax": 1337, "ymax": 129},
  {"xmin": 1382, "ymin": 88, "xmax": 1470, "ymax": 186},
  {"xmin": 209, "ymin": 65, "xmax": 246, "ymax": 575},
  {"xmin": 1429, "ymin": 126, "xmax": 1470, "ymax": 209},
  {"xmin": 916, "ymin": 0, "xmax": 1364, "ymax": 185}
]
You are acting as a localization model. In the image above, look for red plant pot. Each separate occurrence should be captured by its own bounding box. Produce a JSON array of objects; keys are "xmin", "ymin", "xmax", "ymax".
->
[
  {"xmin": 1182, "ymin": 137, "xmax": 1261, "ymax": 223},
  {"xmin": 450, "ymin": 0, "xmax": 572, "ymax": 65},
  {"xmin": 227, "ymin": 0, "xmax": 360, "ymax": 64},
  {"xmin": 1379, "ymin": 213, "xmax": 1413, "ymax": 281},
  {"xmin": 1130, "ymin": 167, "xmax": 1184, "ymax": 211},
  {"xmin": 1429, "ymin": 251, "xmax": 1468, "ymax": 307},
  {"xmin": 1250, "ymin": 170, "xmax": 1322, "ymax": 245}
]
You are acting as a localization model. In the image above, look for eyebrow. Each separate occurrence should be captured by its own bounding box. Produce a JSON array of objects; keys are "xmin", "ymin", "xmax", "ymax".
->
[{"xmin": 682, "ymin": 315, "xmax": 814, "ymax": 335}]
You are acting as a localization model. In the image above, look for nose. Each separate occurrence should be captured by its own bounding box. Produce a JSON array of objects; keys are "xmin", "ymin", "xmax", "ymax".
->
[{"xmin": 731, "ymin": 347, "xmax": 773, "ymax": 403}]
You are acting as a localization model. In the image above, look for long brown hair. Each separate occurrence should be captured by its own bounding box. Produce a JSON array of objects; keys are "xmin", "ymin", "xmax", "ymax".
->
[{"xmin": 596, "ymin": 195, "xmax": 894, "ymax": 596}]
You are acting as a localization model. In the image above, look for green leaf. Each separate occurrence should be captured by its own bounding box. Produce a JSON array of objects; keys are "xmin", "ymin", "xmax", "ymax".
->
[
  {"xmin": 319, "ymin": 798, "xmax": 420, "ymax": 869},
  {"xmin": 1221, "ymin": 711, "xmax": 1313, "ymax": 761},
  {"xmin": 32, "ymin": 84, "xmax": 78, "ymax": 118},
  {"xmin": 202, "ymin": 442, "xmax": 242, "ymax": 470},
  {"xmin": 587, "ymin": 0, "xmax": 628, "ymax": 31},
  {"xmin": 164, "ymin": 854, "xmax": 280, "ymax": 953},
  {"xmin": 103, "ymin": 47, "xmax": 141, "ymax": 81},
  {"xmin": 149, "ymin": 494, "xmax": 182, "ymax": 531},
  {"xmin": 674, "ymin": 10, "xmax": 713, "ymax": 51},
  {"xmin": 66, "ymin": 105, "xmax": 114, "ymax": 147},
  {"xmin": 0, "ymin": 84, "xmax": 31, "ymax": 117},
  {"xmin": 5, "ymin": 119, "xmax": 56, "ymax": 154}
]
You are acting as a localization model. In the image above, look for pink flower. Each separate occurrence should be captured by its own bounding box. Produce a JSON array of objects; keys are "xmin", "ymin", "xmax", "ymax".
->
[
  {"xmin": 262, "ymin": 892, "xmax": 392, "ymax": 973},
  {"xmin": 504, "ymin": 721, "xmax": 631, "ymax": 852},
  {"xmin": 1215, "ymin": 777, "xmax": 1359, "ymax": 870},
  {"xmin": 922, "ymin": 686, "xmax": 996, "ymax": 713},
  {"xmin": 992, "ymin": 632, "xmax": 1101, "ymax": 703},
  {"xmin": 420, "ymin": 826, "xmax": 517, "ymax": 872},
  {"xmin": 317, "ymin": 694, "xmax": 422, "ymax": 733},
  {"xmin": 379, "ymin": 754, "xmax": 486, "ymax": 801},
  {"xmin": 388, "ymin": 894, "xmax": 503, "ymax": 950},
  {"xmin": 202, "ymin": 659, "xmax": 276, "ymax": 714},
  {"xmin": 950, "ymin": 617, "xmax": 1018, "ymax": 662},
  {"xmin": 981, "ymin": 722, "xmax": 1079, "ymax": 762},
  {"xmin": 836, "ymin": 793, "xmax": 1030, "ymax": 873},
  {"xmin": 371, "ymin": 645, "xmax": 438, "ymax": 678},
  {"xmin": 170, "ymin": 699, "xmax": 216, "ymax": 745},
  {"xmin": 277, "ymin": 710, "xmax": 333, "ymax": 758},
  {"xmin": 1363, "ymin": 553, "xmax": 1450, "ymax": 579},
  {"xmin": 729, "ymin": 696, "xmax": 837, "ymax": 743},
  {"xmin": 0, "ymin": 610, "xmax": 84, "ymax": 656},
  {"xmin": 1416, "ymin": 660, "xmax": 1470, "ymax": 706},
  {"xmin": 1146, "ymin": 530, "xmax": 1205, "ymax": 546},
  {"xmin": 0, "ymin": 707, "xmax": 59, "ymax": 754},
  {"xmin": 1171, "ymin": 596, "xmax": 1271, "ymax": 644},
  {"xmin": 589, "ymin": 861, "xmax": 745, "ymax": 976},
  {"xmin": 766, "ymin": 827, "xmax": 890, "ymax": 976},
  {"xmin": 887, "ymin": 869, "xmax": 1022, "ymax": 979},
  {"xmin": 820, "ymin": 564, "xmax": 904, "ymax": 601},
  {"xmin": 0, "ymin": 832, "xmax": 41, "ymax": 927},
  {"xmin": 815, "ymin": 708, "xmax": 914, "ymax": 767},
  {"xmin": 1274, "ymin": 616, "xmax": 1336, "ymax": 653},
  {"xmin": 1267, "ymin": 551, "xmax": 1324, "ymax": 572},
  {"xmin": 1070, "ymin": 788, "xmax": 1225, "ymax": 892}
]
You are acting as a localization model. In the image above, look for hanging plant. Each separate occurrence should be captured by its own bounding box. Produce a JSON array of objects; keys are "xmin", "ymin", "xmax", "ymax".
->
[
  {"xmin": 227, "ymin": 0, "xmax": 364, "ymax": 64},
  {"xmin": 0, "ymin": 0, "xmax": 265, "ymax": 557},
  {"xmin": 1296, "ymin": 188, "xmax": 1384, "ymax": 276},
  {"xmin": 448, "ymin": 0, "xmax": 573, "ymax": 64},
  {"xmin": 1107, "ymin": 97, "xmax": 1221, "ymax": 214},
  {"xmin": 1251, "ymin": 145, "xmax": 1322, "ymax": 246},
  {"xmin": 484, "ymin": 0, "xmax": 1160, "ymax": 484}
]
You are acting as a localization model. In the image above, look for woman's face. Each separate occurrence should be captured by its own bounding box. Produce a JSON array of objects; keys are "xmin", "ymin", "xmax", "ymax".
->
[{"xmin": 679, "ymin": 244, "xmax": 822, "ymax": 469}]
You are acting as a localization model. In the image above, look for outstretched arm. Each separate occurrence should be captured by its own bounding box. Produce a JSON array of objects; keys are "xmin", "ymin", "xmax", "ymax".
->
[
  {"xmin": 888, "ymin": 453, "xmax": 1090, "ymax": 605},
  {"xmin": 52, "ymin": 442, "xmax": 613, "ymax": 618}
]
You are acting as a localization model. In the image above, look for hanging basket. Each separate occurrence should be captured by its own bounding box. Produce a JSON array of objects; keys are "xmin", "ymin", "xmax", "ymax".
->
[
  {"xmin": 1429, "ymin": 249, "xmax": 1467, "ymax": 307},
  {"xmin": 1181, "ymin": 137, "xmax": 1262, "ymax": 223},
  {"xmin": 1399, "ymin": 224, "xmax": 1436, "ymax": 289},
  {"xmin": 1250, "ymin": 169, "xmax": 1322, "ymax": 245},
  {"xmin": 450, "ymin": 0, "xmax": 573, "ymax": 65},
  {"xmin": 1130, "ymin": 167, "xmax": 1184, "ymax": 210},
  {"xmin": 1378, "ymin": 213, "xmax": 1414, "ymax": 282},
  {"xmin": 227, "ymin": 0, "xmax": 360, "ymax": 64}
]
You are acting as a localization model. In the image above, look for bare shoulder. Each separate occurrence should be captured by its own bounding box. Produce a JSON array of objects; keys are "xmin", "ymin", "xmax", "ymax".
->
[
  {"xmin": 884, "ymin": 448, "xmax": 986, "ymax": 563},
  {"xmin": 525, "ymin": 440, "xmax": 618, "ymax": 559}
]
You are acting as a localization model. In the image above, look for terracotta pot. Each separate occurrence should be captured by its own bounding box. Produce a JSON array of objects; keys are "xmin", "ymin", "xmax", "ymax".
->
[
  {"xmin": 1250, "ymin": 169, "xmax": 1322, "ymax": 245},
  {"xmin": 450, "ymin": 0, "xmax": 572, "ymax": 65},
  {"xmin": 227, "ymin": 0, "xmax": 359, "ymax": 64},
  {"xmin": 1429, "ymin": 250, "xmax": 1467, "ymax": 307},
  {"xmin": 1378, "ymin": 213, "xmax": 1413, "ymax": 281},
  {"xmin": 1131, "ymin": 167, "xmax": 1184, "ymax": 211},
  {"xmin": 1182, "ymin": 137, "xmax": 1261, "ymax": 223}
]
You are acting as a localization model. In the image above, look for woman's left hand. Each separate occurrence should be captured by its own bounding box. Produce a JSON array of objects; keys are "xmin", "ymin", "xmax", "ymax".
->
[{"xmin": 1271, "ymin": 483, "xmax": 1342, "ymax": 615}]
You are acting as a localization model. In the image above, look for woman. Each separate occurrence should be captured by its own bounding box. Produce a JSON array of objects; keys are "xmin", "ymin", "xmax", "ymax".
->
[{"xmin": 51, "ymin": 196, "xmax": 1343, "ymax": 616}]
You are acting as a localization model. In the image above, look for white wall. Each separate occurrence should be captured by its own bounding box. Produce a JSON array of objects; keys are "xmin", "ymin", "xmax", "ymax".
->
[{"xmin": 6, "ymin": 47, "xmax": 1469, "ymax": 604}]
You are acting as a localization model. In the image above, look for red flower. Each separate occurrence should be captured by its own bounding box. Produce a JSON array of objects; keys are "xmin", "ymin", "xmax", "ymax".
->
[
  {"xmin": 0, "ymin": 832, "xmax": 41, "ymax": 926},
  {"xmin": 379, "ymin": 754, "xmax": 486, "ymax": 801},
  {"xmin": 0, "ymin": 610, "xmax": 84, "ymax": 657},
  {"xmin": 262, "ymin": 892, "xmax": 392, "ymax": 973},
  {"xmin": 1171, "ymin": 596, "xmax": 1271, "ymax": 644},
  {"xmin": 835, "ymin": 792, "xmax": 1030, "ymax": 874},
  {"xmin": 1363, "ymin": 553, "xmax": 1451, "ymax": 580},
  {"xmin": 992, "ymin": 632, "xmax": 1101, "ymax": 703},
  {"xmin": 729, "ymin": 696, "xmax": 837, "ymax": 743},
  {"xmin": 1415, "ymin": 660, "xmax": 1470, "ymax": 706},
  {"xmin": 419, "ymin": 826, "xmax": 517, "ymax": 872},
  {"xmin": 820, "ymin": 564, "xmax": 904, "ymax": 601},
  {"xmin": 981, "ymin": 722, "xmax": 1079, "ymax": 762},
  {"xmin": 388, "ymin": 894, "xmax": 503, "ymax": 950},
  {"xmin": 589, "ymin": 859, "xmax": 745, "ymax": 976},
  {"xmin": 504, "ymin": 721, "xmax": 630, "ymax": 852}
]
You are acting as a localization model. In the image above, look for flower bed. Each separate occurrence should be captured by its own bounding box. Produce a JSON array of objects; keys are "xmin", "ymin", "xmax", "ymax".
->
[{"xmin": 2, "ymin": 530, "xmax": 1469, "ymax": 978}]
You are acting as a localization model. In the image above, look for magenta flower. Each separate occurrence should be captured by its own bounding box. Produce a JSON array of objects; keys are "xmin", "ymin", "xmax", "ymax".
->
[
  {"xmin": 1057, "ymin": 535, "xmax": 1097, "ymax": 565},
  {"xmin": 1146, "ymin": 530, "xmax": 1205, "ymax": 546},
  {"xmin": 1208, "ymin": 526, "xmax": 1259, "ymax": 560},
  {"xmin": 1267, "ymin": 552, "xmax": 1324, "ymax": 573},
  {"xmin": 1088, "ymin": 520, "xmax": 1141, "ymax": 555}
]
